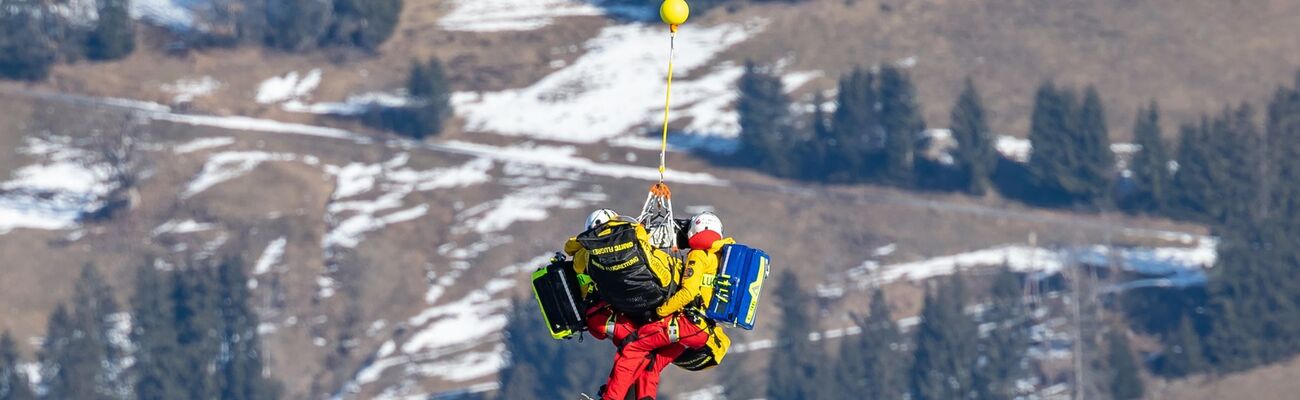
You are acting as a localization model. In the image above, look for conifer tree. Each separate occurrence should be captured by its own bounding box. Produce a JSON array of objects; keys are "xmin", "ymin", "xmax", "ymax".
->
[
  {"xmin": 0, "ymin": 0, "xmax": 58, "ymax": 81},
  {"xmin": 976, "ymin": 268, "xmax": 1030, "ymax": 400},
  {"xmin": 1026, "ymin": 81, "xmax": 1079, "ymax": 204},
  {"xmin": 130, "ymin": 265, "xmax": 186, "ymax": 400},
  {"xmin": 950, "ymin": 78, "xmax": 996, "ymax": 195},
  {"xmin": 801, "ymin": 91, "xmax": 832, "ymax": 179},
  {"xmin": 1026, "ymin": 83, "xmax": 1114, "ymax": 206},
  {"xmin": 879, "ymin": 66, "xmax": 923, "ymax": 186},
  {"xmin": 171, "ymin": 268, "xmax": 222, "ymax": 400},
  {"xmin": 498, "ymin": 299, "xmax": 549, "ymax": 399},
  {"xmin": 418, "ymin": 56, "xmax": 453, "ymax": 133},
  {"xmin": 829, "ymin": 68, "xmax": 879, "ymax": 182},
  {"xmin": 767, "ymin": 271, "xmax": 830, "ymax": 399},
  {"xmin": 836, "ymin": 288, "xmax": 906, "ymax": 399},
  {"xmin": 265, "ymin": 0, "xmax": 332, "ymax": 52},
  {"xmin": 407, "ymin": 60, "xmax": 434, "ymax": 98},
  {"xmin": 215, "ymin": 259, "xmax": 281, "ymax": 400},
  {"xmin": 1077, "ymin": 86, "xmax": 1115, "ymax": 204},
  {"xmin": 497, "ymin": 298, "xmax": 612, "ymax": 398},
  {"xmin": 1205, "ymin": 223, "xmax": 1290, "ymax": 372},
  {"xmin": 327, "ymin": 0, "xmax": 403, "ymax": 50},
  {"xmin": 1263, "ymin": 78, "xmax": 1300, "ymax": 221},
  {"xmin": 70, "ymin": 265, "xmax": 127, "ymax": 399},
  {"xmin": 1, "ymin": 332, "xmax": 36, "ymax": 400},
  {"xmin": 39, "ymin": 304, "xmax": 106, "ymax": 400},
  {"xmin": 1219, "ymin": 105, "xmax": 1262, "ymax": 224},
  {"xmin": 1169, "ymin": 119, "xmax": 1217, "ymax": 221},
  {"xmin": 1106, "ymin": 330, "xmax": 1144, "ymax": 400},
  {"xmin": 909, "ymin": 273, "xmax": 979, "ymax": 400},
  {"xmin": 87, "ymin": 0, "xmax": 135, "ymax": 61},
  {"xmin": 366, "ymin": 57, "xmax": 452, "ymax": 139},
  {"xmin": 738, "ymin": 61, "xmax": 797, "ymax": 177},
  {"xmin": 1126, "ymin": 102, "xmax": 1171, "ymax": 213},
  {"xmin": 1160, "ymin": 315, "xmax": 1206, "ymax": 377}
]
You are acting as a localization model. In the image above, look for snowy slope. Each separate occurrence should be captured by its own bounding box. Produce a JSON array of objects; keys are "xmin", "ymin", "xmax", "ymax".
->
[
  {"xmin": 131, "ymin": 0, "xmax": 200, "ymax": 30},
  {"xmin": 439, "ymin": 0, "xmax": 605, "ymax": 32},
  {"xmin": 453, "ymin": 20, "xmax": 815, "ymax": 144},
  {"xmin": 0, "ymin": 136, "xmax": 111, "ymax": 234},
  {"xmin": 844, "ymin": 236, "xmax": 1217, "ymax": 289}
]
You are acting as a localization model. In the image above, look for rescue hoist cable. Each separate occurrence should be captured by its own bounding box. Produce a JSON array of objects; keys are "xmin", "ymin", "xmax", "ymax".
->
[
  {"xmin": 658, "ymin": 28, "xmax": 677, "ymax": 182},
  {"xmin": 641, "ymin": 1, "xmax": 690, "ymax": 250}
]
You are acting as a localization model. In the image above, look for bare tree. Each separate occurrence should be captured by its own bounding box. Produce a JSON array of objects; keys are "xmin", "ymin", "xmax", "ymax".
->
[{"xmin": 82, "ymin": 112, "xmax": 150, "ymax": 221}]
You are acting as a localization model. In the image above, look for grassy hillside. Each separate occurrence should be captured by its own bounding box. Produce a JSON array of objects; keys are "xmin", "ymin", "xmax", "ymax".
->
[
  {"xmin": 3, "ymin": 0, "xmax": 1298, "ymax": 398},
  {"xmin": 719, "ymin": 0, "xmax": 1300, "ymax": 138}
]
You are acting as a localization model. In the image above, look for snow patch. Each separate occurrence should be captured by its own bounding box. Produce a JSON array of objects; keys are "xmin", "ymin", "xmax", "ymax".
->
[
  {"xmin": 453, "ymin": 21, "xmax": 771, "ymax": 143},
  {"xmin": 51, "ymin": 0, "xmax": 98, "ymax": 27},
  {"xmin": 997, "ymin": 135, "xmax": 1031, "ymax": 163},
  {"xmin": 330, "ymin": 163, "xmax": 383, "ymax": 200},
  {"xmin": 131, "ymin": 0, "xmax": 197, "ymax": 31},
  {"xmin": 318, "ymin": 276, "xmax": 337, "ymax": 299},
  {"xmin": 323, "ymin": 157, "xmax": 493, "ymax": 249},
  {"xmin": 254, "ymin": 237, "xmax": 287, "ymax": 275},
  {"xmin": 405, "ymin": 298, "xmax": 510, "ymax": 352},
  {"xmin": 433, "ymin": 141, "xmax": 725, "ymax": 185},
  {"xmin": 438, "ymin": 0, "xmax": 603, "ymax": 32},
  {"xmin": 100, "ymin": 97, "xmax": 172, "ymax": 113},
  {"xmin": 151, "ymin": 219, "xmax": 215, "ymax": 236},
  {"xmin": 183, "ymin": 151, "xmax": 297, "ymax": 197},
  {"xmin": 848, "ymin": 237, "xmax": 1218, "ymax": 290},
  {"xmin": 458, "ymin": 180, "xmax": 587, "ymax": 235},
  {"xmin": 283, "ymin": 92, "xmax": 413, "ymax": 116},
  {"xmin": 408, "ymin": 345, "xmax": 506, "ymax": 382},
  {"xmin": 0, "ymin": 136, "xmax": 112, "ymax": 234},
  {"xmin": 162, "ymin": 76, "xmax": 222, "ymax": 103},
  {"xmin": 173, "ymin": 137, "xmax": 235, "ymax": 154},
  {"xmin": 256, "ymin": 69, "xmax": 323, "ymax": 104},
  {"xmin": 151, "ymin": 113, "xmax": 359, "ymax": 140}
]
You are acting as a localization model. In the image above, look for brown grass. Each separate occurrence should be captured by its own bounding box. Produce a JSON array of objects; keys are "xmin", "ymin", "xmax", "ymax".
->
[
  {"xmin": 7, "ymin": 0, "xmax": 1294, "ymax": 395},
  {"xmin": 1149, "ymin": 355, "xmax": 1300, "ymax": 400},
  {"xmin": 716, "ymin": 0, "xmax": 1300, "ymax": 140}
]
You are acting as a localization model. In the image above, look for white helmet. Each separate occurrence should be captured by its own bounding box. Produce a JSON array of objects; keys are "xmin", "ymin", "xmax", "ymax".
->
[
  {"xmin": 585, "ymin": 209, "xmax": 619, "ymax": 230},
  {"xmin": 688, "ymin": 212, "xmax": 723, "ymax": 237}
]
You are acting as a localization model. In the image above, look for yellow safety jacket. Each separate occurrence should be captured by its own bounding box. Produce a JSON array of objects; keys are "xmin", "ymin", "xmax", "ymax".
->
[{"xmin": 657, "ymin": 237, "xmax": 735, "ymax": 317}]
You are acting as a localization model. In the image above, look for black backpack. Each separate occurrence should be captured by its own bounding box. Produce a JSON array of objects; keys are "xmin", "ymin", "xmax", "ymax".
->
[{"xmin": 577, "ymin": 221, "xmax": 672, "ymax": 321}]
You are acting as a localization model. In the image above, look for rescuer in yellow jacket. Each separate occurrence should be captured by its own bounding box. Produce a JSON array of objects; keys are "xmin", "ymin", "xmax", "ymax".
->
[{"xmin": 602, "ymin": 211, "xmax": 732, "ymax": 400}]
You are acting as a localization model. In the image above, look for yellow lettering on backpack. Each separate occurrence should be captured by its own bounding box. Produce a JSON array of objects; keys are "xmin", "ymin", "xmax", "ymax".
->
[
  {"xmin": 591, "ymin": 241, "xmax": 634, "ymax": 256},
  {"xmin": 598, "ymin": 257, "xmax": 641, "ymax": 272}
]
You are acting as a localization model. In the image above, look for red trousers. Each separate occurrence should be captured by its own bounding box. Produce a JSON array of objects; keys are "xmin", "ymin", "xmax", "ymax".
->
[
  {"xmin": 586, "ymin": 305, "xmax": 667, "ymax": 399},
  {"xmin": 600, "ymin": 313, "xmax": 708, "ymax": 400}
]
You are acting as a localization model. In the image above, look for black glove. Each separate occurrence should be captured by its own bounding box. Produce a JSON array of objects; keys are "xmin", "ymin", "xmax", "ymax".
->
[{"xmin": 550, "ymin": 252, "xmax": 567, "ymax": 263}]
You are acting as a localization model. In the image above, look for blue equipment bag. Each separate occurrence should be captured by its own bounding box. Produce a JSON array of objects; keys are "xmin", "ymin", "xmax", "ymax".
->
[{"xmin": 705, "ymin": 244, "xmax": 771, "ymax": 330}]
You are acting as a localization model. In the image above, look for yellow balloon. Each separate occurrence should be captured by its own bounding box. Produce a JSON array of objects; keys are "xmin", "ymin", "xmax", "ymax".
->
[{"xmin": 660, "ymin": 0, "xmax": 690, "ymax": 26}]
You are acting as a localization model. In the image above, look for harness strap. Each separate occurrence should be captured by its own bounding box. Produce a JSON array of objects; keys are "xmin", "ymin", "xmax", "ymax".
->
[{"xmin": 668, "ymin": 317, "xmax": 680, "ymax": 343}]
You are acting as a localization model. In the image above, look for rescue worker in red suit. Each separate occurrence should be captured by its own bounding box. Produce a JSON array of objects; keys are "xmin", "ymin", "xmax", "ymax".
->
[
  {"xmin": 600, "ymin": 212, "xmax": 731, "ymax": 400},
  {"xmin": 564, "ymin": 209, "xmax": 641, "ymax": 348},
  {"xmin": 562, "ymin": 209, "xmax": 677, "ymax": 398}
]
